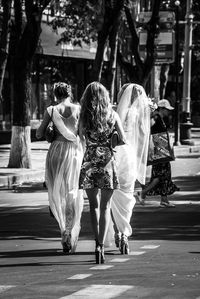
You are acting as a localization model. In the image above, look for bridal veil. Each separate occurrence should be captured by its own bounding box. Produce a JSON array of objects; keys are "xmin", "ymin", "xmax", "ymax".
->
[{"xmin": 111, "ymin": 83, "xmax": 151, "ymax": 237}]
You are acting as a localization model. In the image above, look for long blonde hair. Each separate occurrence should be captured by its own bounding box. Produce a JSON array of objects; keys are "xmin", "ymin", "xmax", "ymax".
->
[{"xmin": 80, "ymin": 82, "xmax": 114, "ymax": 132}]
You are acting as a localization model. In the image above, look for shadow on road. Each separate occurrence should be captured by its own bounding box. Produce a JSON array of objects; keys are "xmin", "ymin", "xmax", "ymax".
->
[{"xmin": 0, "ymin": 176, "xmax": 200, "ymax": 243}]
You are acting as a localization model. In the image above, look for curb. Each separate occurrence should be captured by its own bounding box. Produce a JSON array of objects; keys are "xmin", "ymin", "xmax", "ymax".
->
[
  {"xmin": 0, "ymin": 170, "xmax": 45, "ymax": 188},
  {"xmin": 174, "ymin": 145, "xmax": 200, "ymax": 158},
  {"xmin": 0, "ymin": 143, "xmax": 200, "ymax": 188}
]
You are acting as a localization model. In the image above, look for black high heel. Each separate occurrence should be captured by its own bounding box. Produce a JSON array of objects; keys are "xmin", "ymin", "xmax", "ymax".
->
[
  {"xmin": 62, "ymin": 232, "xmax": 71, "ymax": 254},
  {"xmin": 120, "ymin": 234, "xmax": 129, "ymax": 255},
  {"xmin": 114, "ymin": 232, "xmax": 121, "ymax": 248},
  {"xmin": 95, "ymin": 245, "xmax": 101, "ymax": 264},
  {"xmin": 100, "ymin": 244, "xmax": 105, "ymax": 264},
  {"xmin": 95, "ymin": 243, "xmax": 105, "ymax": 264}
]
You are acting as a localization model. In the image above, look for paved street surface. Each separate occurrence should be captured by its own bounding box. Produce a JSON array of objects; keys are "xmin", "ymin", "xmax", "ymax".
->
[{"xmin": 0, "ymin": 151, "xmax": 200, "ymax": 298}]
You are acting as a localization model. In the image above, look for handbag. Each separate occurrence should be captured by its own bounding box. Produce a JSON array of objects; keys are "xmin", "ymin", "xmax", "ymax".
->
[
  {"xmin": 147, "ymin": 131, "xmax": 175, "ymax": 166},
  {"xmin": 111, "ymin": 129, "xmax": 125, "ymax": 149},
  {"xmin": 45, "ymin": 108, "xmax": 55, "ymax": 143}
]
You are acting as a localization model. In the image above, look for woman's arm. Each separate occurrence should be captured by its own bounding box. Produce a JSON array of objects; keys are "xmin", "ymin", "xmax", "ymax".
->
[
  {"xmin": 78, "ymin": 119, "xmax": 86, "ymax": 152},
  {"xmin": 115, "ymin": 112, "xmax": 127, "ymax": 144},
  {"xmin": 36, "ymin": 110, "xmax": 51, "ymax": 140}
]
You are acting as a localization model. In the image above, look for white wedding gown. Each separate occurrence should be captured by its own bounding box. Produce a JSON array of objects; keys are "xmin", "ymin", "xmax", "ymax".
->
[{"xmin": 111, "ymin": 84, "xmax": 151, "ymax": 237}]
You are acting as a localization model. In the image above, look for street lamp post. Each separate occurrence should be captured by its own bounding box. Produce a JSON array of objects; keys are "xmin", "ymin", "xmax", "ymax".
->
[
  {"xmin": 180, "ymin": 0, "xmax": 194, "ymax": 145},
  {"xmin": 174, "ymin": 0, "xmax": 181, "ymax": 146}
]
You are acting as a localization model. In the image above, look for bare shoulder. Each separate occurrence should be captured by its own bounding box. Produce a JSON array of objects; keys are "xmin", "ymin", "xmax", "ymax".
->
[{"xmin": 70, "ymin": 103, "xmax": 81, "ymax": 114}]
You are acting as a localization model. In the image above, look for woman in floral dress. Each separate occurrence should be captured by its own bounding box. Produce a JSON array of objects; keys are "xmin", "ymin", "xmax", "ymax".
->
[
  {"xmin": 79, "ymin": 82, "xmax": 126, "ymax": 264},
  {"xmin": 137, "ymin": 99, "xmax": 179, "ymax": 207}
]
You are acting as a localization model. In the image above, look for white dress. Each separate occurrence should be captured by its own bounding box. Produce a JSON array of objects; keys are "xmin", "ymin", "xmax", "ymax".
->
[
  {"xmin": 45, "ymin": 105, "xmax": 84, "ymax": 252},
  {"xmin": 111, "ymin": 84, "xmax": 151, "ymax": 237}
]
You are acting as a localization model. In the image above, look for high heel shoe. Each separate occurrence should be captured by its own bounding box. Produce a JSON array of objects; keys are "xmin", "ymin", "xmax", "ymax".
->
[
  {"xmin": 100, "ymin": 244, "xmax": 105, "ymax": 264},
  {"xmin": 95, "ymin": 244, "xmax": 105, "ymax": 264},
  {"xmin": 136, "ymin": 191, "xmax": 145, "ymax": 206},
  {"xmin": 120, "ymin": 234, "xmax": 129, "ymax": 255},
  {"xmin": 95, "ymin": 245, "xmax": 101, "ymax": 264},
  {"xmin": 114, "ymin": 232, "xmax": 121, "ymax": 248},
  {"xmin": 61, "ymin": 232, "xmax": 71, "ymax": 254}
]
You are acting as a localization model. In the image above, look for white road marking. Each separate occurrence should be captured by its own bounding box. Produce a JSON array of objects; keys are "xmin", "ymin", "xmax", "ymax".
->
[
  {"xmin": 140, "ymin": 245, "xmax": 160, "ymax": 249},
  {"xmin": 110, "ymin": 258, "xmax": 130, "ymax": 263},
  {"xmin": 129, "ymin": 251, "xmax": 146, "ymax": 255},
  {"xmin": 59, "ymin": 284, "xmax": 133, "ymax": 298},
  {"xmin": 90, "ymin": 265, "xmax": 113, "ymax": 270},
  {"xmin": 0, "ymin": 285, "xmax": 15, "ymax": 293},
  {"xmin": 68, "ymin": 274, "xmax": 92, "ymax": 280}
]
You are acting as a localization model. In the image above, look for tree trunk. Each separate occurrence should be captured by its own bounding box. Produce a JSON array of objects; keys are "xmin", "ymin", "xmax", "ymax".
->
[
  {"xmin": 8, "ymin": 1, "xmax": 44, "ymax": 168},
  {"xmin": 92, "ymin": 30, "xmax": 109, "ymax": 82},
  {"xmin": 8, "ymin": 57, "xmax": 33, "ymax": 168},
  {"xmin": 119, "ymin": 0, "xmax": 162, "ymax": 88},
  {"xmin": 106, "ymin": 1, "xmax": 124, "ymax": 102},
  {"xmin": 107, "ymin": 31, "xmax": 118, "ymax": 103},
  {"xmin": 0, "ymin": 0, "xmax": 12, "ymax": 124},
  {"xmin": 92, "ymin": 0, "xmax": 125, "ymax": 83},
  {"xmin": 8, "ymin": 126, "xmax": 32, "ymax": 168}
]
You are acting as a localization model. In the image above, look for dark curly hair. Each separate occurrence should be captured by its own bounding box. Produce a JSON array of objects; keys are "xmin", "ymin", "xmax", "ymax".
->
[{"xmin": 53, "ymin": 82, "xmax": 73, "ymax": 101}]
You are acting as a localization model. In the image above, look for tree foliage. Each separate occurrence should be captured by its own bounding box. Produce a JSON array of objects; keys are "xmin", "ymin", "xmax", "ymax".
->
[
  {"xmin": 50, "ymin": 0, "xmax": 163, "ymax": 88},
  {"xmin": 50, "ymin": 0, "xmax": 101, "ymax": 47}
]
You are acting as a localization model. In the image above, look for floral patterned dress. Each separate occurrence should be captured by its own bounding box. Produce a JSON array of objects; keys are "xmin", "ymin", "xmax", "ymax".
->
[
  {"xmin": 146, "ymin": 114, "xmax": 179, "ymax": 196},
  {"xmin": 79, "ymin": 125, "xmax": 119, "ymax": 190}
]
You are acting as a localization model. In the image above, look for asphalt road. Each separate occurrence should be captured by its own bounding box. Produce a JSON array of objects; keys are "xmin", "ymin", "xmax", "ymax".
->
[{"xmin": 0, "ymin": 157, "xmax": 200, "ymax": 299}]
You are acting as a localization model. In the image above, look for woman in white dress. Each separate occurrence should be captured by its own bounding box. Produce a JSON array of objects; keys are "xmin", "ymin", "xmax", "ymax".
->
[
  {"xmin": 36, "ymin": 82, "xmax": 84, "ymax": 254},
  {"xmin": 110, "ymin": 83, "xmax": 151, "ymax": 254}
]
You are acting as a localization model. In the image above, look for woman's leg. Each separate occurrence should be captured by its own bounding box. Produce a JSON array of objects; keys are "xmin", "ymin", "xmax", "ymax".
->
[
  {"xmin": 86, "ymin": 188, "xmax": 100, "ymax": 242},
  {"xmin": 98, "ymin": 189, "xmax": 113, "ymax": 245},
  {"xmin": 141, "ymin": 177, "xmax": 160, "ymax": 199},
  {"xmin": 160, "ymin": 195, "xmax": 175, "ymax": 207},
  {"xmin": 111, "ymin": 210, "xmax": 119, "ymax": 234}
]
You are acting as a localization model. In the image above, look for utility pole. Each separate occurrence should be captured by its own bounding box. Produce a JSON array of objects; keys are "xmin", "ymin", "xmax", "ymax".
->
[
  {"xmin": 174, "ymin": 0, "xmax": 181, "ymax": 146},
  {"xmin": 180, "ymin": 0, "xmax": 194, "ymax": 145}
]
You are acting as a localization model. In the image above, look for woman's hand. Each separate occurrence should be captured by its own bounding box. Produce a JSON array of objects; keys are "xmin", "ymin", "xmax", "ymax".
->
[{"xmin": 36, "ymin": 110, "xmax": 51, "ymax": 140}]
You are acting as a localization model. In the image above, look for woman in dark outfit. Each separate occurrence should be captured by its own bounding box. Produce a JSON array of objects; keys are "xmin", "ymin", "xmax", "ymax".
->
[{"xmin": 137, "ymin": 99, "xmax": 179, "ymax": 207}]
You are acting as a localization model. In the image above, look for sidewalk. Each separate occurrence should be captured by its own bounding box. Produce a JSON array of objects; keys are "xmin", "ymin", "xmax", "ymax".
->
[
  {"xmin": 0, "ymin": 128, "xmax": 200, "ymax": 188},
  {"xmin": 0, "ymin": 141, "xmax": 48, "ymax": 188}
]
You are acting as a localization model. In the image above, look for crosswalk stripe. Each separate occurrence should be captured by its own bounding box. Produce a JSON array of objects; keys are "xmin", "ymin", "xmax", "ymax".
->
[
  {"xmin": 68, "ymin": 274, "xmax": 92, "ymax": 280},
  {"xmin": 90, "ymin": 265, "xmax": 113, "ymax": 270},
  {"xmin": 129, "ymin": 251, "xmax": 146, "ymax": 255},
  {"xmin": 140, "ymin": 245, "xmax": 160, "ymax": 249},
  {"xmin": 0, "ymin": 286, "xmax": 15, "ymax": 293},
  {"xmin": 110, "ymin": 258, "xmax": 130, "ymax": 263},
  {"xmin": 59, "ymin": 284, "xmax": 133, "ymax": 298}
]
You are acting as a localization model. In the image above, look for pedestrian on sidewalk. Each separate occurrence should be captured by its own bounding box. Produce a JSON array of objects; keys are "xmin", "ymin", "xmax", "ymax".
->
[
  {"xmin": 78, "ymin": 81, "xmax": 126, "ymax": 264},
  {"xmin": 109, "ymin": 83, "xmax": 151, "ymax": 254},
  {"xmin": 36, "ymin": 82, "xmax": 84, "ymax": 254},
  {"xmin": 137, "ymin": 99, "xmax": 179, "ymax": 207}
]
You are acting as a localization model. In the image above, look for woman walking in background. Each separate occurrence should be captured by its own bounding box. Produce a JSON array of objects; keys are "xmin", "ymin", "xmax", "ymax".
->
[
  {"xmin": 79, "ymin": 81, "xmax": 126, "ymax": 264},
  {"xmin": 36, "ymin": 82, "xmax": 84, "ymax": 253},
  {"xmin": 137, "ymin": 99, "xmax": 179, "ymax": 207}
]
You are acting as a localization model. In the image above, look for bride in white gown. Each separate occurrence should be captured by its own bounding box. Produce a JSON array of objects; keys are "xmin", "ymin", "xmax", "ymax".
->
[
  {"xmin": 110, "ymin": 83, "xmax": 151, "ymax": 254},
  {"xmin": 36, "ymin": 82, "xmax": 84, "ymax": 253}
]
